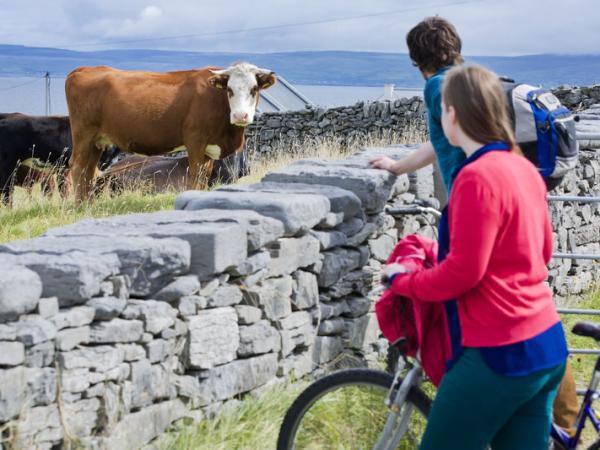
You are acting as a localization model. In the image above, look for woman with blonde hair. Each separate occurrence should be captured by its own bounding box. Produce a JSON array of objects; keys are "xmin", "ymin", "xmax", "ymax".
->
[{"xmin": 383, "ymin": 65, "xmax": 568, "ymax": 450}]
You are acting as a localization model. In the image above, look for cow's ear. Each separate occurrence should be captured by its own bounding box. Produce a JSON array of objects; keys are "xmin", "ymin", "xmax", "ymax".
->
[
  {"xmin": 208, "ymin": 74, "xmax": 229, "ymax": 90},
  {"xmin": 256, "ymin": 72, "xmax": 277, "ymax": 90}
]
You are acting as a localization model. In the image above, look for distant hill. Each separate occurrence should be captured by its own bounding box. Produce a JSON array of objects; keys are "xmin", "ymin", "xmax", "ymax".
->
[{"xmin": 1, "ymin": 44, "xmax": 599, "ymax": 88}]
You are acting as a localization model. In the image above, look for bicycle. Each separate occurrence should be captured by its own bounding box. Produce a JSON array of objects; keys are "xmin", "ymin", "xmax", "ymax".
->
[{"xmin": 277, "ymin": 201, "xmax": 600, "ymax": 450}]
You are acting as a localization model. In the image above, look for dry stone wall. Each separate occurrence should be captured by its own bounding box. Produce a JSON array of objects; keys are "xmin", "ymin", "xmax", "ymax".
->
[{"xmin": 0, "ymin": 144, "xmax": 436, "ymax": 450}]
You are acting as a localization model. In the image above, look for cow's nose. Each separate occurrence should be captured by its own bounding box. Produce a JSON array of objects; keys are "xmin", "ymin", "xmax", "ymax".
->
[{"xmin": 232, "ymin": 112, "xmax": 249, "ymax": 123}]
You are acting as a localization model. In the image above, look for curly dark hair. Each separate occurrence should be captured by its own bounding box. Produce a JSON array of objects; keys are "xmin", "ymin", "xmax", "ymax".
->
[{"xmin": 406, "ymin": 16, "xmax": 463, "ymax": 74}]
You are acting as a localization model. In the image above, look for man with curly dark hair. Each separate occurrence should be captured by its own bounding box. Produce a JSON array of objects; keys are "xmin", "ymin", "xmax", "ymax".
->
[{"xmin": 370, "ymin": 16, "xmax": 465, "ymax": 198}]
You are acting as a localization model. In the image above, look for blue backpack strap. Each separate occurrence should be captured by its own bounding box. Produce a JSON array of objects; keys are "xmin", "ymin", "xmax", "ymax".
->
[{"xmin": 526, "ymin": 89, "xmax": 554, "ymax": 177}]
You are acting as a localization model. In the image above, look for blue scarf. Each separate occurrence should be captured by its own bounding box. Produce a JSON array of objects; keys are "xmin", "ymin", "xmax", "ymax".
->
[{"xmin": 439, "ymin": 141, "xmax": 511, "ymax": 370}]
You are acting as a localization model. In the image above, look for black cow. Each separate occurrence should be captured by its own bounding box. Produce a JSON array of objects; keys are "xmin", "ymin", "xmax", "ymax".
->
[
  {"xmin": 0, "ymin": 113, "xmax": 71, "ymax": 205},
  {"xmin": 0, "ymin": 113, "xmax": 119, "ymax": 205}
]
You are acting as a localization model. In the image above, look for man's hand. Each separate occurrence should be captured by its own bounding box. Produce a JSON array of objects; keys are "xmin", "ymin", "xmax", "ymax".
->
[{"xmin": 369, "ymin": 156, "xmax": 397, "ymax": 172}]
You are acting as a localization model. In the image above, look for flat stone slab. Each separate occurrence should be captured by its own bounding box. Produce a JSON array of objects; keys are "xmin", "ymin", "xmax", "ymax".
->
[
  {"xmin": 0, "ymin": 252, "xmax": 119, "ymax": 306},
  {"xmin": 46, "ymin": 209, "xmax": 285, "ymax": 253},
  {"xmin": 195, "ymin": 353, "xmax": 278, "ymax": 406},
  {"xmin": 0, "ymin": 236, "xmax": 191, "ymax": 298},
  {"xmin": 175, "ymin": 190, "xmax": 330, "ymax": 236},
  {"xmin": 219, "ymin": 181, "xmax": 363, "ymax": 220},
  {"xmin": 46, "ymin": 220, "xmax": 246, "ymax": 280},
  {"xmin": 263, "ymin": 160, "xmax": 399, "ymax": 213}
]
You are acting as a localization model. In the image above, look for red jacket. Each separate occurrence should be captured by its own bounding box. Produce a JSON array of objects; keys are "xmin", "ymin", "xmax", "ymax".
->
[
  {"xmin": 375, "ymin": 234, "xmax": 451, "ymax": 386},
  {"xmin": 390, "ymin": 151, "xmax": 559, "ymax": 347}
]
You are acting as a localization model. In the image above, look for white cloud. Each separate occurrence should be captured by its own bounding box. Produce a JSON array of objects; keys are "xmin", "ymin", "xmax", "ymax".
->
[
  {"xmin": 141, "ymin": 6, "xmax": 162, "ymax": 20},
  {"xmin": 0, "ymin": 0, "xmax": 598, "ymax": 55}
]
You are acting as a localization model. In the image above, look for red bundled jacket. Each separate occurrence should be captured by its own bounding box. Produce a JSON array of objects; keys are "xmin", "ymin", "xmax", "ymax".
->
[{"xmin": 375, "ymin": 234, "xmax": 451, "ymax": 386}]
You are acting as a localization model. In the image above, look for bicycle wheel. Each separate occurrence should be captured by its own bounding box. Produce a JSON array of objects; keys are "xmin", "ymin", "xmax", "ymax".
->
[{"xmin": 277, "ymin": 368, "xmax": 431, "ymax": 450}]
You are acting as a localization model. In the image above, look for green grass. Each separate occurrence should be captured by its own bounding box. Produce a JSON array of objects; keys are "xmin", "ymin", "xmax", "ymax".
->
[
  {"xmin": 561, "ymin": 288, "xmax": 600, "ymax": 388},
  {"xmin": 160, "ymin": 382, "xmax": 305, "ymax": 450},
  {"xmin": 0, "ymin": 188, "xmax": 176, "ymax": 243}
]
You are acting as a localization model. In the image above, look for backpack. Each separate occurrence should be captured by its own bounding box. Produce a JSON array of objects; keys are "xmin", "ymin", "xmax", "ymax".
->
[{"xmin": 501, "ymin": 79, "xmax": 578, "ymax": 190}]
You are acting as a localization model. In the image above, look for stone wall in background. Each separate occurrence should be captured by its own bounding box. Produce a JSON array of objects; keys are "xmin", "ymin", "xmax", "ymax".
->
[{"xmin": 245, "ymin": 97, "xmax": 428, "ymax": 156}]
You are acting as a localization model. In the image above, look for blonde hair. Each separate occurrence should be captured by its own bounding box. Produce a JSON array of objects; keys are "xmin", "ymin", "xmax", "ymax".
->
[{"xmin": 442, "ymin": 65, "xmax": 516, "ymax": 149}]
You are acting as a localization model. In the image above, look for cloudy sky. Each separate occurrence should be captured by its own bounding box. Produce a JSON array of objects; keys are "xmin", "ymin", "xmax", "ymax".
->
[{"xmin": 1, "ymin": 0, "xmax": 598, "ymax": 55}]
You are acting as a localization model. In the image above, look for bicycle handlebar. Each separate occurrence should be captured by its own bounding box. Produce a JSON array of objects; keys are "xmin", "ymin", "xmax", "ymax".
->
[{"xmin": 386, "ymin": 206, "xmax": 442, "ymax": 218}]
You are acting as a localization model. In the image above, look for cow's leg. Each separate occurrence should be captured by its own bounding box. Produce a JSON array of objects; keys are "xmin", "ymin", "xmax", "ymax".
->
[
  {"xmin": 0, "ymin": 155, "xmax": 18, "ymax": 206},
  {"xmin": 70, "ymin": 131, "xmax": 101, "ymax": 202},
  {"xmin": 187, "ymin": 146, "xmax": 214, "ymax": 191}
]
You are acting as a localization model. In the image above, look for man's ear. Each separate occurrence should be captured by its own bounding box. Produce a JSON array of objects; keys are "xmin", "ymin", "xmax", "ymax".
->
[
  {"xmin": 208, "ymin": 74, "xmax": 229, "ymax": 89},
  {"xmin": 256, "ymin": 72, "xmax": 277, "ymax": 90}
]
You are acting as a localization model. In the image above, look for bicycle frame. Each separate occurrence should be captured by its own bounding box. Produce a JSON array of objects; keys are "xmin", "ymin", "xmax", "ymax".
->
[
  {"xmin": 552, "ymin": 366, "xmax": 600, "ymax": 449},
  {"xmin": 373, "ymin": 348, "xmax": 424, "ymax": 450}
]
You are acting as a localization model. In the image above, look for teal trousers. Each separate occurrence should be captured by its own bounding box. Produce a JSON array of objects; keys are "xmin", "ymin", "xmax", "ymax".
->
[{"xmin": 419, "ymin": 348, "xmax": 566, "ymax": 450}]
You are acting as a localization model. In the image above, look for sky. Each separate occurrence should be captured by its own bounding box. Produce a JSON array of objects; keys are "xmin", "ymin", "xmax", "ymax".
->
[{"xmin": 0, "ymin": 0, "xmax": 599, "ymax": 56}]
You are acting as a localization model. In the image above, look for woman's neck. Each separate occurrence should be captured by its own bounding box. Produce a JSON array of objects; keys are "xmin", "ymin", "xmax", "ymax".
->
[{"xmin": 459, "ymin": 135, "xmax": 486, "ymax": 158}]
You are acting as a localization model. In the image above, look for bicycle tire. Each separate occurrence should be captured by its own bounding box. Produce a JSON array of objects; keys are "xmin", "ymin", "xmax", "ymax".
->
[{"xmin": 277, "ymin": 368, "xmax": 431, "ymax": 450}]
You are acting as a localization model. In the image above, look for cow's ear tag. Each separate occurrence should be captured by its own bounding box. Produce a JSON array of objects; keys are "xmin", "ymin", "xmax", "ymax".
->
[
  {"xmin": 208, "ymin": 75, "xmax": 228, "ymax": 90},
  {"xmin": 256, "ymin": 72, "xmax": 276, "ymax": 90}
]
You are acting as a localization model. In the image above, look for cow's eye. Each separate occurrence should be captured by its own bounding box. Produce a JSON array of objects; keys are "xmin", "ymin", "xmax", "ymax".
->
[
  {"xmin": 250, "ymin": 86, "xmax": 258, "ymax": 96},
  {"xmin": 227, "ymin": 88, "xmax": 234, "ymax": 97}
]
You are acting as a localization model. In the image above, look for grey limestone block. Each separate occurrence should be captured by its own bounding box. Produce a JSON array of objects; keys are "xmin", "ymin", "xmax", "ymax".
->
[
  {"xmin": 310, "ymin": 230, "xmax": 348, "ymax": 250},
  {"xmin": 87, "ymin": 296, "xmax": 127, "ymax": 321},
  {"xmin": 122, "ymin": 300, "xmax": 178, "ymax": 335},
  {"xmin": 152, "ymin": 275, "xmax": 201, "ymax": 302},
  {"xmin": 0, "ymin": 265, "xmax": 43, "ymax": 322},
  {"xmin": 15, "ymin": 316, "xmax": 56, "ymax": 346},
  {"xmin": 175, "ymin": 190, "xmax": 330, "ymax": 236},
  {"xmin": 37, "ymin": 297, "xmax": 59, "ymax": 319},
  {"xmin": 0, "ymin": 340, "xmax": 25, "ymax": 366},
  {"xmin": 46, "ymin": 208, "xmax": 285, "ymax": 253},
  {"xmin": 58, "ymin": 345, "xmax": 125, "ymax": 372},
  {"xmin": 56, "ymin": 326, "xmax": 90, "ymax": 351},
  {"xmin": 313, "ymin": 336, "xmax": 344, "ymax": 365},
  {"xmin": 206, "ymin": 285, "xmax": 243, "ymax": 308},
  {"xmin": 0, "ymin": 251, "xmax": 118, "ymax": 306},
  {"xmin": 99, "ymin": 399, "xmax": 188, "ymax": 450},
  {"xmin": 267, "ymin": 234, "xmax": 321, "ymax": 277},
  {"xmin": 89, "ymin": 318, "xmax": 144, "ymax": 344},
  {"xmin": 263, "ymin": 159, "xmax": 398, "ymax": 213},
  {"xmin": 291, "ymin": 270, "xmax": 319, "ymax": 310},
  {"xmin": 218, "ymin": 181, "xmax": 363, "ymax": 220},
  {"xmin": 0, "ymin": 366, "xmax": 27, "ymax": 421},
  {"xmin": 238, "ymin": 320, "xmax": 281, "ymax": 357},
  {"xmin": 186, "ymin": 307, "xmax": 239, "ymax": 369},
  {"xmin": 194, "ymin": 353, "xmax": 278, "ymax": 407},
  {"xmin": 14, "ymin": 404, "xmax": 63, "ymax": 449},
  {"xmin": 0, "ymin": 236, "xmax": 191, "ymax": 299},
  {"xmin": 235, "ymin": 304, "xmax": 263, "ymax": 325},
  {"xmin": 50, "ymin": 306, "xmax": 95, "ymax": 330},
  {"xmin": 241, "ymin": 276, "xmax": 293, "ymax": 320}
]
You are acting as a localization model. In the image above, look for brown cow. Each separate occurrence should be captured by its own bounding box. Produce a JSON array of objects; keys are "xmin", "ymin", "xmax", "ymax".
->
[{"xmin": 65, "ymin": 63, "xmax": 276, "ymax": 201}]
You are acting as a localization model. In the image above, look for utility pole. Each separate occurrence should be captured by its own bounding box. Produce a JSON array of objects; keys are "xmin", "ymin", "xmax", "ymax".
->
[{"xmin": 44, "ymin": 72, "xmax": 51, "ymax": 115}]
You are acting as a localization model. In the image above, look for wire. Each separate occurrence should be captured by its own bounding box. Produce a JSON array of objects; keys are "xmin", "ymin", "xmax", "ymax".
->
[
  {"xmin": 67, "ymin": 0, "xmax": 485, "ymax": 49},
  {"xmin": 0, "ymin": 76, "xmax": 43, "ymax": 92}
]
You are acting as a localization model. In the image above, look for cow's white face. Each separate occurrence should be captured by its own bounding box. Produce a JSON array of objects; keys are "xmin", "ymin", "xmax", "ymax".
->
[{"xmin": 208, "ymin": 63, "xmax": 277, "ymax": 127}]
